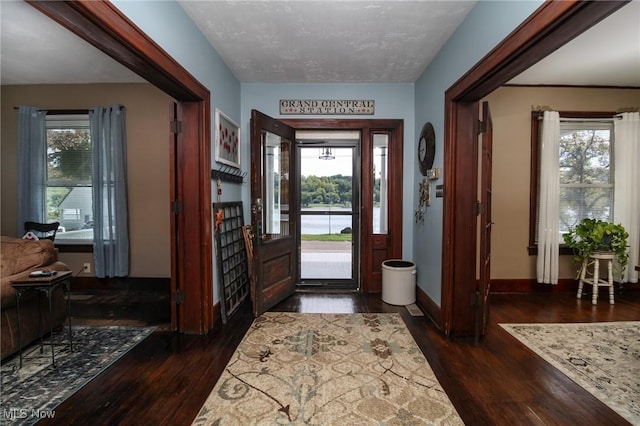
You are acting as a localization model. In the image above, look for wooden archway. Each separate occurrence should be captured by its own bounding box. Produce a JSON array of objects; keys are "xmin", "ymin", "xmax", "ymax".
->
[
  {"xmin": 441, "ymin": 0, "xmax": 629, "ymax": 336},
  {"xmin": 29, "ymin": 0, "xmax": 215, "ymax": 333}
]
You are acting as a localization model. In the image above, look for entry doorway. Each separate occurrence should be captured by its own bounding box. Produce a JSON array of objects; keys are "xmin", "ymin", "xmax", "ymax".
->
[
  {"xmin": 297, "ymin": 131, "xmax": 360, "ymax": 290},
  {"xmin": 251, "ymin": 114, "xmax": 404, "ymax": 316},
  {"xmin": 281, "ymin": 118, "xmax": 404, "ymax": 295}
]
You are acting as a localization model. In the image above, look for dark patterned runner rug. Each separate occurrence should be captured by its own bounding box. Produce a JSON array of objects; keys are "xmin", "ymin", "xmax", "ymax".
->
[
  {"xmin": 193, "ymin": 312, "xmax": 462, "ymax": 425},
  {"xmin": 500, "ymin": 321, "xmax": 640, "ymax": 424},
  {"xmin": 0, "ymin": 325, "xmax": 156, "ymax": 425}
]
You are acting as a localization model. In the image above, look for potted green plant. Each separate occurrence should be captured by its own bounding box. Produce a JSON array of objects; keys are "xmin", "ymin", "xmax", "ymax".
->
[{"xmin": 563, "ymin": 218, "xmax": 629, "ymax": 276}]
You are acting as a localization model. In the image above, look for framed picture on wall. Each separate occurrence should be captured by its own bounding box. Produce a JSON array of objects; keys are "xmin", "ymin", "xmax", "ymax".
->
[{"xmin": 215, "ymin": 108, "xmax": 241, "ymax": 168}]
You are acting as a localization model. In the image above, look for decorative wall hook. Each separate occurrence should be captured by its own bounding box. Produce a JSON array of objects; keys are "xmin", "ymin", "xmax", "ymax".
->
[{"xmin": 211, "ymin": 166, "xmax": 247, "ymax": 184}]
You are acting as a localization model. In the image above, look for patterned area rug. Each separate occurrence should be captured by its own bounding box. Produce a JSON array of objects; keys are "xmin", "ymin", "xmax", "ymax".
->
[
  {"xmin": 1, "ymin": 325, "xmax": 155, "ymax": 425},
  {"xmin": 500, "ymin": 321, "xmax": 640, "ymax": 424},
  {"xmin": 193, "ymin": 312, "xmax": 462, "ymax": 425}
]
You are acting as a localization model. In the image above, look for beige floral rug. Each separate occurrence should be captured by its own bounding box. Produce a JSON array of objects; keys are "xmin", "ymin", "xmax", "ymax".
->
[
  {"xmin": 500, "ymin": 321, "xmax": 640, "ymax": 425},
  {"xmin": 193, "ymin": 312, "xmax": 462, "ymax": 425}
]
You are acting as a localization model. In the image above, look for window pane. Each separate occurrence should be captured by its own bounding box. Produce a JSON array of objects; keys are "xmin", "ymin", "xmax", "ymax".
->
[
  {"xmin": 559, "ymin": 186, "xmax": 613, "ymax": 233},
  {"xmin": 46, "ymin": 115, "xmax": 93, "ymax": 242},
  {"xmin": 262, "ymin": 130, "xmax": 291, "ymax": 239},
  {"xmin": 559, "ymin": 129, "xmax": 611, "ymax": 185},
  {"xmin": 47, "ymin": 128, "xmax": 91, "ymax": 184},
  {"xmin": 557, "ymin": 120, "xmax": 614, "ymax": 239},
  {"xmin": 373, "ymin": 134, "xmax": 388, "ymax": 234},
  {"xmin": 47, "ymin": 186, "xmax": 94, "ymax": 241}
]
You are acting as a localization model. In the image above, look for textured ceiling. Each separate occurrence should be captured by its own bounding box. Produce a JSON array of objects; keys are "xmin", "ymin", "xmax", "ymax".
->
[
  {"xmin": 178, "ymin": 0, "xmax": 476, "ymax": 83},
  {"xmin": 1, "ymin": 1, "xmax": 638, "ymax": 87}
]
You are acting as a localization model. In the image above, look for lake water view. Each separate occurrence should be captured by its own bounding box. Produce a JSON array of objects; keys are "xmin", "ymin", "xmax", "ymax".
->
[{"xmin": 301, "ymin": 206, "xmax": 381, "ymax": 234}]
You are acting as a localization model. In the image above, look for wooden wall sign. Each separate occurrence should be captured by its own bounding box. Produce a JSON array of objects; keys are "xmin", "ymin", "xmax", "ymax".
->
[{"xmin": 280, "ymin": 99, "xmax": 374, "ymax": 115}]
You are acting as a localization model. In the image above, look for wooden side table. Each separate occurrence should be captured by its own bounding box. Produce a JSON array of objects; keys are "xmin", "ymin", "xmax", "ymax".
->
[{"xmin": 11, "ymin": 270, "xmax": 73, "ymax": 368}]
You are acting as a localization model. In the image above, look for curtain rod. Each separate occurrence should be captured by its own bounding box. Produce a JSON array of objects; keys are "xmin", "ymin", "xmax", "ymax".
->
[
  {"xmin": 535, "ymin": 113, "xmax": 622, "ymax": 121},
  {"xmin": 562, "ymin": 117, "xmax": 619, "ymax": 122},
  {"xmin": 534, "ymin": 108, "xmax": 637, "ymax": 119},
  {"xmin": 13, "ymin": 107, "xmax": 89, "ymax": 114}
]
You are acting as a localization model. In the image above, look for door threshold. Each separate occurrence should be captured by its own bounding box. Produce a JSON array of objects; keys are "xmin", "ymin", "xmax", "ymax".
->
[{"xmin": 295, "ymin": 287, "xmax": 360, "ymax": 294}]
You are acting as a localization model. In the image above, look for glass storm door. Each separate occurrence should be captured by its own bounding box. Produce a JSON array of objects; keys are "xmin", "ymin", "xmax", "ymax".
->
[{"xmin": 297, "ymin": 135, "xmax": 359, "ymax": 290}]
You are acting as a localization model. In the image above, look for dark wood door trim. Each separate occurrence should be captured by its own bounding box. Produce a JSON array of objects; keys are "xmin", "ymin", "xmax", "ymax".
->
[
  {"xmin": 29, "ymin": 0, "xmax": 214, "ymax": 333},
  {"xmin": 477, "ymin": 101, "xmax": 493, "ymax": 339},
  {"xmin": 442, "ymin": 100, "xmax": 478, "ymax": 335},
  {"xmin": 27, "ymin": 1, "xmax": 207, "ymax": 101},
  {"xmin": 448, "ymin": 1, "xmax": 629, "ymax": 102},
  {"xmin": 441, "ymin": 0, "xmax": 628, "ymax": 336}
]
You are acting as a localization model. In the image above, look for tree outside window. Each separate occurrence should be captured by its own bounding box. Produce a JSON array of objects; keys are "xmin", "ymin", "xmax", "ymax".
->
[{"xmin": 558, "ymin": 123, "xmax": 614, "ymax": 233}]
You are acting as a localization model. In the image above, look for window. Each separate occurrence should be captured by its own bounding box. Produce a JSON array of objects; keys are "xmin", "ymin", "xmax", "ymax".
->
[
  {"xmin": 529, "ymin": 112, "xmax": 615, "ymax": 253},
  {"xmin": 373, "ymin": 134, "xmax": 389, "ymax": 234},
  {"xmin": 45, "ymin": 114, "xmax": 93, "ymax": 244}
]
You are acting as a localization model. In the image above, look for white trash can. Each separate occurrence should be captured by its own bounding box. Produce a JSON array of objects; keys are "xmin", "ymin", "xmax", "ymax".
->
[{"xmin": 381, "ymin": 259, "xmax": 416, "ymax": 305}]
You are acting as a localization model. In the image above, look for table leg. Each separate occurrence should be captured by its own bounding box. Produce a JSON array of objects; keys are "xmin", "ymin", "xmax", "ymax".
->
[
  {"xmin": 46, "ymin": 287, "xmax": 56, "ymax": 366},
  {"xmin": 15, "ymin": 289, "xmax": 23, "ymax": 369},
  {"xmin": 592, "ymin": 260, "xmax": 600, "ymax": 305},
  {"xmin": 12, "ymin": 275, "xmax": 73, "ymax": 369},
  {"xmin": 64, "ymin": 279, "xmax": 73, "ymax": 352},
  {"xmin": 577, "ymin": 259, "xmax": 587, "ymax": 298},
  {"xmin": 607, "ymin": 259, "xmax": 615, "ymax": 304},
  {"xmin": 38, "ymin": 290, "xmax": 44, "ymax": 353}
]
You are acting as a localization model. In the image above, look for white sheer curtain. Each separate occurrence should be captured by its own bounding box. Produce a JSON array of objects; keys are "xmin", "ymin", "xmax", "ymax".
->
[
  {"xmin": 613, "ymin": 112, "xmax": 640, "ymax": 283},
  {"xmin": 537, "ymin": 111, "xmax": 560, "ymax": 284},
  {"xmin": 17, "ymin": 106, "xmax": 47, "ymax": 231},
  {"xmin": 90, "ymin": 105, "xmax": 129, "ymax": 278}
]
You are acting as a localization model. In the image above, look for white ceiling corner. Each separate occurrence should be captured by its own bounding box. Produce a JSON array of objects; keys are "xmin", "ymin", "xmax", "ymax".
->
[
  {"xmin": 508, "ymin": 0, "xmax": 640, "ymax": 86},
  {"xmin": 0, "ymin": 0, "xmax": 144, "ymax": 85}
]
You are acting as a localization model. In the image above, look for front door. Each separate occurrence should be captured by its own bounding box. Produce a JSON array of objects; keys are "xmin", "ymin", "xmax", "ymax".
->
[
  {"xmin": 250, "ymin": 116, "xmax": 404, "ymax": 312},
  {"xmin": 250, "ymin": 110, "xmax": 297, "ymax": 316}
]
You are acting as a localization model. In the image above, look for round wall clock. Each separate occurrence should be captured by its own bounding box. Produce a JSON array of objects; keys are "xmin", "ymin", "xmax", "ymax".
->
[{"xmin": 418, "ymin": 122, "xmax": 435, "ymax": 176}]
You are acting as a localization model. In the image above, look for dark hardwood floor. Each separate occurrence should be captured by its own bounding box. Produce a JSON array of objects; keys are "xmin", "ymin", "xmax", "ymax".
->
[{"xmin": 37, "ymin": 287, "xmax": 639, "ymax": 425}]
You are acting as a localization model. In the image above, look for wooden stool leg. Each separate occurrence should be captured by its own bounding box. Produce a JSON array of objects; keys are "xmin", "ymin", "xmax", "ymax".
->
[
  {"xmin": 592, "ymin": 259, "xmax": 599, "ymax": 305},
  {"xmin": 577, "ymin": 259, "xmax": 587, "ymax": 299},
  {"xmin": 607, "ymin": 259, "xmax": 615, "ymax": 304}
]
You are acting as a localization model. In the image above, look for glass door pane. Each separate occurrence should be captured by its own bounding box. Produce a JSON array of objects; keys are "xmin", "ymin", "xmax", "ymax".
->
[
  {"xmin": 262, "ymin": 130, "xmax": 291, "ymax": 240},
  {"xmin": 299, "ymin": 145, "xmax": 356, "ymax": 283},
  {"xmin": 373, "ymin": 134, "xmax": 389, "ymax": 234}
]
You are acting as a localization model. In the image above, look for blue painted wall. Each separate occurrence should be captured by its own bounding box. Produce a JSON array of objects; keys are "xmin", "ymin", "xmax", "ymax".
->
[
  {"xmin": 413, "ymin": 0, "xmax": 543, "ymax": 306},
  {"xmin": 112, "ymin": 0, "xmax": 545, "ymax": 306},
  {"xmin": 111, "ymin": 0, "xmax": 242, "ymax": 304},
  {"xmin": 112, "ymin": 0, "xmax": 242, "ymax": 202}
]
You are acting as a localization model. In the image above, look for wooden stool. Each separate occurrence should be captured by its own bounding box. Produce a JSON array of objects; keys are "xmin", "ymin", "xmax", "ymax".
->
[{"xmin": 577, "ymin": 252, "xmax": 615, "ymax": 304}]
